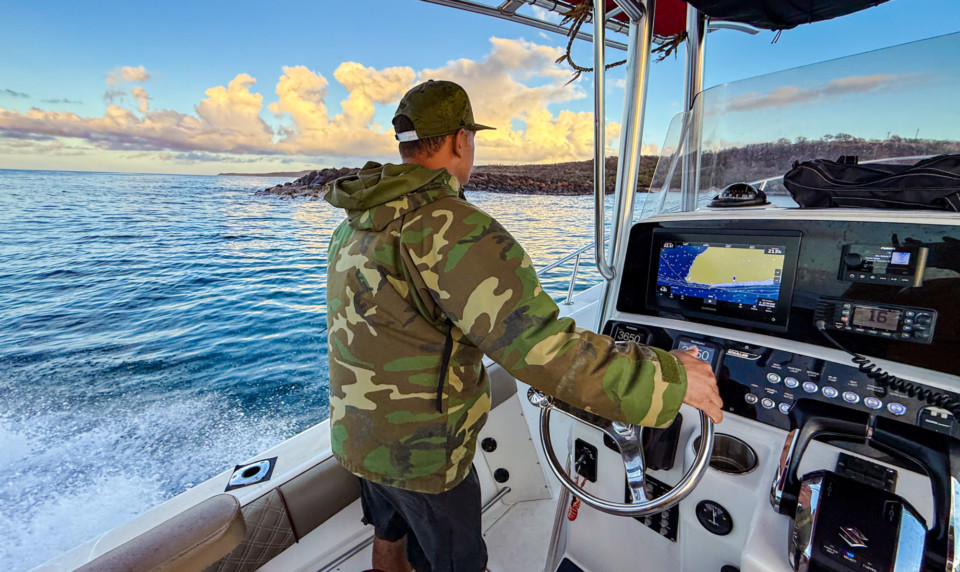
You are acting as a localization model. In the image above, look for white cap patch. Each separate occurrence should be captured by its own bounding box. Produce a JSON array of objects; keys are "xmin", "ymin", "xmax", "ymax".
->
[{"xmin": 397, "ymin": 130, "xmax": 419, "ymax": 142}]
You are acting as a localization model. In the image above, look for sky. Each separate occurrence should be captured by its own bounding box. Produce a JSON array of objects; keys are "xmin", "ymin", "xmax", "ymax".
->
[{"xmin": 1, "ymin": 0, "xmax": 959, "ymax": 175}]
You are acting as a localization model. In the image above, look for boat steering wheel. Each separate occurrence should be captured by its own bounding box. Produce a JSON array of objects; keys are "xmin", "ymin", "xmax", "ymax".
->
[{"xmin": 528, "ymin": 387, "xmax": 715, "ymax": 517}]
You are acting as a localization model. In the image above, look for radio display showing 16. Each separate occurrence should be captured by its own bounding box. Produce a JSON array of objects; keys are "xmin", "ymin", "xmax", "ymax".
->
[{"xmin": 852, "ymin": 307, "xmax": 900, "ymax": 331}]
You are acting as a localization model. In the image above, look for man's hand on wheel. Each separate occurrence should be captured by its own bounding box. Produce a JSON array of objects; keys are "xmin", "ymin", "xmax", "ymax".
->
[{"xmin": 670, "ymin": 347, "xmax": 724, "ymax": 423}]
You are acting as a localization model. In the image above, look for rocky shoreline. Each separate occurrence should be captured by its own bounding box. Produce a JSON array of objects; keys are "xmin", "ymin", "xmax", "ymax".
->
[
  {"xmin": 255, "ymin": 157, "xmax": 659, "ymax": 200},
  {"xmin": 254, "ymin": 167, "xmax": 358, "ymax": 200}
]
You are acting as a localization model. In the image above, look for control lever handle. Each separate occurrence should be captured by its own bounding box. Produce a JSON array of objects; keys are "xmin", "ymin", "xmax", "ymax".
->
[
  {"xmin": 869, "ymin": 417, "xmax": 960, "ymax": 572},
  {"xmin": 771, "ymin": 399, "xmax": 871, "ymax": 516}
]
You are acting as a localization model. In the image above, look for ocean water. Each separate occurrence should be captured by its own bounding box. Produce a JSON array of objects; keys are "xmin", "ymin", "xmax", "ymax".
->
[{"xmin": 0, "ymin": 169, "xmax": 606, "ymax": 570}]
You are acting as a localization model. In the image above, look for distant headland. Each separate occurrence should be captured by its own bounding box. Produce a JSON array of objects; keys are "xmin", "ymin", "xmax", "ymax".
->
[{"xmin": 251, "ymin": 157, "xmax": 658, "ymax": 200}]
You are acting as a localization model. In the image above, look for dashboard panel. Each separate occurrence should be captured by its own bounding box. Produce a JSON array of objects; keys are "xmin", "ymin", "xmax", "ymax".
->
[
  {"xmin": 617, "ymin": 218, "xmax": 960, "ymax": 377},
  {"xmin": 604, "ymin": 321, "xmax": 960, "ymax": 439}
]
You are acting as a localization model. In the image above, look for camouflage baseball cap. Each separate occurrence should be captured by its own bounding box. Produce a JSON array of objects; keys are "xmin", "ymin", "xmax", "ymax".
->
[{"xmin": 394, "ymin": 80, "xmax": 494, "ymax": 142}]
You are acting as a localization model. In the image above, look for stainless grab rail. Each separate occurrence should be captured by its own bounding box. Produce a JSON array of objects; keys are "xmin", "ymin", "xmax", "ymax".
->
[
  {"xmin": 419, "ymin": 0, "xmax": 629, "ymax": 50},
  {"xmin": 592, "ymin": 0, "xmax": 616, "ymax": 281},
  {"xmin": 536, "ymin": 243, "xmax": 596, "ymax": 305},
  {"xmin": 317, "ymin": 486, "xmax": 512, "ymax": 572},
  {"xmin": 595, "ymin": 0, "xmax": 655, "ymax": 331}
]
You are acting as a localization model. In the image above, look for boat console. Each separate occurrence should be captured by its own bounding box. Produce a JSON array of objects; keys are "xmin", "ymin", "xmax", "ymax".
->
[{"xmin": 536, "ymin": 213, "xmax": 960, "ymax": 572}]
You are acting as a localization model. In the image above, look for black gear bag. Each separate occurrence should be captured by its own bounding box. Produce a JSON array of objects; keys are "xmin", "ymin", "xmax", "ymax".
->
[{"xmin": 783, "ymin": 154, "xmax": 960, "ymax": 212}]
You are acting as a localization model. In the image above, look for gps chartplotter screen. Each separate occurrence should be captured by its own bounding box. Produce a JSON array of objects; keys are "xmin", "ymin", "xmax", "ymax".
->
[{"xmin": 648, "ymin": 230, "xmax": 801, "ymax": 331}]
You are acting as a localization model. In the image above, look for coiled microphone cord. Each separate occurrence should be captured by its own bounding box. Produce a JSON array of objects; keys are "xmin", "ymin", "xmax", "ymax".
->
[{"xmin": 816, "ymin": 320, "xmax": 960, "ymax": 417}]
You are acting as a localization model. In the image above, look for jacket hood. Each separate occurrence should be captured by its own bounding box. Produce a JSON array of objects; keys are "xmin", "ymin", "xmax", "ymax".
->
[{"xmin": 325, "ymin": 161, "xmax": 462, "ymax": 231}]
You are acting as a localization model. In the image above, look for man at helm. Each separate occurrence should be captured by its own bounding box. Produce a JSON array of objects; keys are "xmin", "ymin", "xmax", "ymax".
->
[{"xmin": 325, "ymin": 80, "xmax": 723, "ymax": 572}]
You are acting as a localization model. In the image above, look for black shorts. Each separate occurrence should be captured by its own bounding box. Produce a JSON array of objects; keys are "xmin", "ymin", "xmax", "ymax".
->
[{"xmin": 359, "ymin": 466, "xmax": 488, "ymax": 572}]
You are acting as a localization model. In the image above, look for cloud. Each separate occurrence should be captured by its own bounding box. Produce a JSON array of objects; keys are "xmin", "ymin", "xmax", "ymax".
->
[
  {"xmin": 106, "ymin": 65, "xmax": 151, "ymax": 85},
  {"xmin": 821, "ymin": 73, "xmax": 904, "ymax": 95},
  {"xmin": 3, "ymin": 89, "xmax": 30, "ymax": 98},
  {"xmin": 531, "ymin": 6, "xmax": 564, "ymax": 24},
  {"xmin": 0, "ymin": 136, "xmax": 87, "ymax": 156},
  {"xmin": 419, "ymin": 37, "xmax": 599, "ymax": 163},
  {"xmin": 267, "ymin": 63, "xmax": 415, "ymax": 157},
  {"xmin": 0, "ymin": 38, "xmax": 623, "ymax": 164},
  {"xmin": 104, "ymin": 89, "xmax": 125, "ymax": 104},
  {"xmin": 132, "ymin": 87, "xmax": 151, "ymax": 114},
  {"xmin": 0, "ymin": 130, "xmax": 55, "ymax": 141},
  {"xmin": 727, "ymin": 73, "xmax": 910, "ymax": 112},
  {"xmin": 42, "ymin": 98, "xmax": 83, "ymax": 105},
  {"xmin": 0, "ymin": 75, "xmax": 274, "ymax": 154}
]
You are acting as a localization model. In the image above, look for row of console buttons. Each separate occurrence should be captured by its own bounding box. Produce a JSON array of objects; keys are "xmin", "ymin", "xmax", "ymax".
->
[
  {"xmin": 754, "ymin": 373, "xmax": 909, "ymax": 416},
  {"xmin": 766, "ymin": 373, "xmax": 821, "ymax": 394},
  {"xmin": 845, "ymin": 272, "xmax": 913, "ymax": 284},
  {"xmin": 832, "ymin": 323, "xmax": 922, "ymax": 340}
]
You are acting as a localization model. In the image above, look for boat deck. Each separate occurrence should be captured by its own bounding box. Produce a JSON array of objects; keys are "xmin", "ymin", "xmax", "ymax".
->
[{"xmin": 330, "ymin": 496, "xmax": 558, "ymax": 572}]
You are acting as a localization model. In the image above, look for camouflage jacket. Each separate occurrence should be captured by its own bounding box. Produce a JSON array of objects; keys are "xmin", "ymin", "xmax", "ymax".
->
[{"xmin": 325, "ymin": 161, "xmax": 687, "ymax": 493}]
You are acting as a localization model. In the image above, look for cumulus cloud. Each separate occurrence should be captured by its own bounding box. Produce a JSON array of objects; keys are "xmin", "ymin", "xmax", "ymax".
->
[
  {"xmin": 3, "ymin": 89, "xmax": 30, "ymax": 98},
  {"xmin": 0, "ymin": 74, "xmax": 274, "ymax": 154},
  {"xmin": 1, "ymin": 38, "xmax": 629, "ymax": 164},
  {"xmin": 132, "ymin": 87, "xmax": 151, "ymax": 114},
  {"xmin": 419, "ymin": 37, "xmax": 603, "ymax": 163},
  {"xmin": 266, "ymin": 63, "xmax": 415, "ymax": 157},
  {"xmin": 106, "ymin": 65, "xmax": 151, "ymax": 85},
  {"xmin": 728, "ymin": 73, "xmax": 910, "ymax": 112}
]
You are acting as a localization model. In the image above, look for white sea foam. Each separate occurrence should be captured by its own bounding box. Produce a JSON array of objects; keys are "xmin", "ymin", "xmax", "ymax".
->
[
  {"xmin": 0, "ymin": 394, "xmax": 298, "ymax": 571},
  {"xmin": 0, "ymin": 427, "xmax": 31, "ymax": 466}
]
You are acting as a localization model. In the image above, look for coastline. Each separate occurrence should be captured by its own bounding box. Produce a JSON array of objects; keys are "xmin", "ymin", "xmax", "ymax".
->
[{"xmin": 254, "ymin": 157, "xmax": 659, "ymax": 199}]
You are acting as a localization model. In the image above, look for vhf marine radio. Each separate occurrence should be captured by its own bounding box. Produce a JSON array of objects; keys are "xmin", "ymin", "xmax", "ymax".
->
[{"xmin": 816, "ymin": 297, "xmax": 938, "ymax": 344}]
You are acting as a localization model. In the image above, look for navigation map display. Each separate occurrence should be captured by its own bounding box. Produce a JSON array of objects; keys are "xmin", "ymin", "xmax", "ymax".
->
[{"xmin": 648, "ymin": 230, "xmax": 801, "ymax": 331}]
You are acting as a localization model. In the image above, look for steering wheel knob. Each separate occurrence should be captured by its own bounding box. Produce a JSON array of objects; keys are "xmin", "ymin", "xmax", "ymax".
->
[{"xmin": 527, "ymin": 387, "xmax": 553, "ymax": 408}]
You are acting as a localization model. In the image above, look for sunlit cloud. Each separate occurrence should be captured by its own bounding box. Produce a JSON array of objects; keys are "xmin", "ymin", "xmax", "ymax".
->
[
  {"xmin": 727, "ymin": 73, "xmax": 911, "ymax": 111},
  {"xmin": 106, "ymin": 65, "xmax": 151, "ymax": 85},
  {"xmin": 131, "ymin": 88, "xmax": 151, "ymax": 114},
  {"xmin": 0, "ymin": 76, "xmax": 275, "ymax": 154},
  {"xmin": 266, "ymin": 63, "xmax": 415, "ymax": 157},
  {"xmin": 0, "ymin": 37, "xmax": 633, "ymax": 166}
]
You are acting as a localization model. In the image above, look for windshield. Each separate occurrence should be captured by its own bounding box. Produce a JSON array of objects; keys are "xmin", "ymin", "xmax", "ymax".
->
[{"xmin": 640, "ymin": 31, "xmax": 960, "ymax": 219}]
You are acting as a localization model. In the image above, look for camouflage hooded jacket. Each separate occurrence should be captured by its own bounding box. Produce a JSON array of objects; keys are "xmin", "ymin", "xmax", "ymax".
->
[{"xmin": 325, "ymin": 161, "xmax": 687, "ymax": 493}]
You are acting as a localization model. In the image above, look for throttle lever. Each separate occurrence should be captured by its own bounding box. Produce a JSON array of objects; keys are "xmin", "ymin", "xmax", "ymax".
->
[
  {"xmin": 869, "ymin": 417, "xmax": 960, "ymax": 572},
  {"xmin": 771, "ymin": 399, "xmax": 871, "ymax": 516}
]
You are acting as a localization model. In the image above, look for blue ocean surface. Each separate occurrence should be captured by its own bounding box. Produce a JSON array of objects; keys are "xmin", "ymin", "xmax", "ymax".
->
[{"xmin": 0, "ymin": 169, "xmax": 607, "ymax": 570}]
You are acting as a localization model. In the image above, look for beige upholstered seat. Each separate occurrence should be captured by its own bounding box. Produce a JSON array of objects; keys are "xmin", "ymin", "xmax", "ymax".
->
[{"xmin": 76, "ymin": 494, "xmax": 245, "ymax": 572}]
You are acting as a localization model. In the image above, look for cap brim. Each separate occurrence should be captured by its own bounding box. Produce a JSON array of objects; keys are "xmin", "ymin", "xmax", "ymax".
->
[{"xmin": 465, "ymin": 123, "xmax": 495, "ymax": 131}]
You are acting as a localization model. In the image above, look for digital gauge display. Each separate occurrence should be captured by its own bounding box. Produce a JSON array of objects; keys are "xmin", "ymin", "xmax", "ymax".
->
[
  {"xmin": 677, "ymin": 340, "xmax": 717, "ymax": 364},
  {"xmin": 852, "ymin": 307, "xmax": 900, "ymax": 331},
  {"xmin": 675, "ymin": 336, "xmax": 722, "ymax": 374}
]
